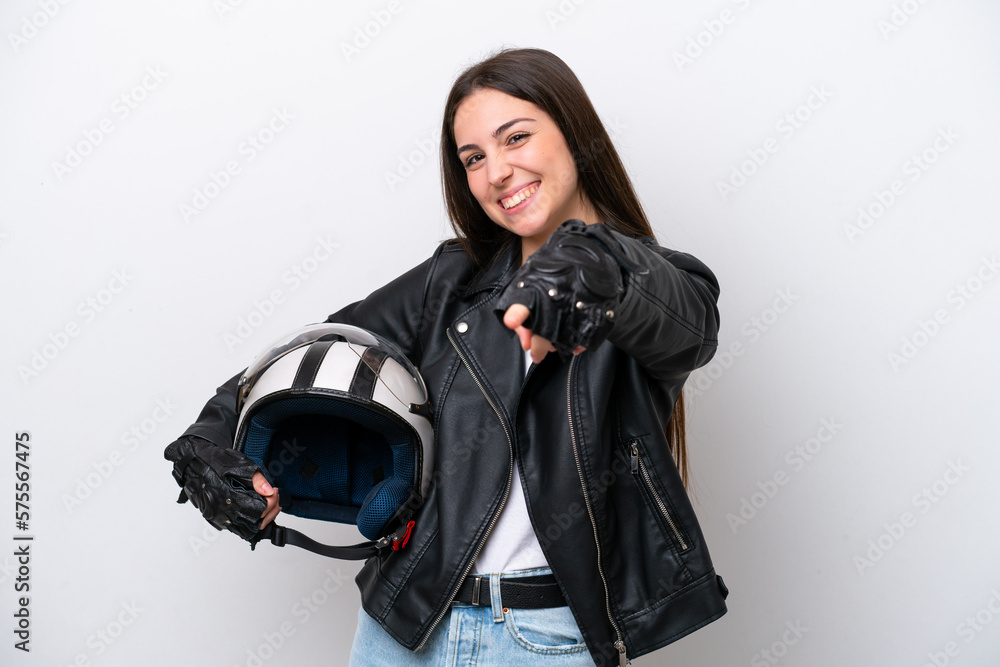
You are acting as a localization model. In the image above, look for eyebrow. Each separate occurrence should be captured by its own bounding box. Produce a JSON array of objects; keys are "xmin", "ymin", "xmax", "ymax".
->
[{"xmin": 456, "ymin": 117, "xmax": 536, "ymax": 155}]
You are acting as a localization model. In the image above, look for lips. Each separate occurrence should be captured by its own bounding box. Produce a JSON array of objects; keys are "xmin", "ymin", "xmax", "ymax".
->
[{"xmin": 499, "ymin": 183, "xmax": 539, "ymax": 210}]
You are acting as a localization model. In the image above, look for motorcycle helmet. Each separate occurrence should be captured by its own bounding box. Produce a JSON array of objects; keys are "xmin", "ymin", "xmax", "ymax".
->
[{"xmin": 233, "ymin": 323, "xmax": 433, "ymax": 557}]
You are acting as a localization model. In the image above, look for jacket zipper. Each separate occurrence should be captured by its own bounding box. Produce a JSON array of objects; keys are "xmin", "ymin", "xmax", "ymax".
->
[
  {"xmin": 630, "ymin": 442, "xmax": 688, "ymax": 551},
  {"xmin": 567, "ymin": 356, "xmax": 629, "ymax": 667},
  {"xmin": 415, "ymin": 328, "xmax": 516, "ymax": 651}
]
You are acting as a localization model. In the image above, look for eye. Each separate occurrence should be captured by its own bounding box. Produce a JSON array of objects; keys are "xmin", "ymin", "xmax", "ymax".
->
[
  {"xmin": 462, "ymin": 153, "xmax": 484, "ymax": 169},
  {"xmin": 507, "ymin": 132, "xmax": 530, "ymax": 145}
]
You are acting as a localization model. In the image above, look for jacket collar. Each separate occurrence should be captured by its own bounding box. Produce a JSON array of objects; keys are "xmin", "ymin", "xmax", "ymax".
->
[
  {"xmin": 463, "ymin": 240, "xmax": 520, "ymax": 297},
  {"xmin": 449, "ymin": 239, "xmax": 528, "ymax": 426}
]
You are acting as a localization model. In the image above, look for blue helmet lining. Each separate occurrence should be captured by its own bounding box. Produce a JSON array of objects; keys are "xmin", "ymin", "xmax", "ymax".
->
[{"xmin": 240, "ymin": 394, "xmax": 417, "ymax": 540}]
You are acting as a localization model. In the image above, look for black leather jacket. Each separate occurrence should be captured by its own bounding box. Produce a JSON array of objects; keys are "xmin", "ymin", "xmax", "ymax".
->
[{"xmin": 180, "ymin": 230, "xmax": 728, "ymax": 666}]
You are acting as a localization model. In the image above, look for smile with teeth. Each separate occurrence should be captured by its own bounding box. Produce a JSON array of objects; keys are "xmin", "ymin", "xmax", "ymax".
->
[{"xmin": 500, "ymin": 184, "xmax": 539, "ymax": 210}]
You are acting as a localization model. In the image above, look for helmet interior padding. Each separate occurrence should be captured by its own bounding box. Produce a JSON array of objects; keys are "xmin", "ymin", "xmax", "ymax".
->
[{"xmin": 241, "ymin": 395, "xmax": 417, "ymax": 539}]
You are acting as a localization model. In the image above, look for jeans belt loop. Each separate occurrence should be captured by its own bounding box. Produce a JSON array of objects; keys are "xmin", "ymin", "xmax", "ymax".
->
[{"xmin": 489, "ymin": 573, "xmax": 504, "ymax": 622}]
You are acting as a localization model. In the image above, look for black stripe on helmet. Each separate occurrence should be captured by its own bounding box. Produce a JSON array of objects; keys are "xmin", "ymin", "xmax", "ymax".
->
[
  {"xmin": 350, "ymin": 346, "xmax": 388, "ymax": 400},
  {"xmin": 292, "ymin": 339, "xmax": 335, "ymax": 390}
]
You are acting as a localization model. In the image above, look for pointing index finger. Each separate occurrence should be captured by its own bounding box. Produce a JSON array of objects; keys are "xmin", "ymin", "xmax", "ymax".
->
[{"xmin": 502, "ymin": 303, "xmax": 530, "ymax": 330}]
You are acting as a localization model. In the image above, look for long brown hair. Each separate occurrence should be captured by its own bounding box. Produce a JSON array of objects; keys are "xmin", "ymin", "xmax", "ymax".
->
[{"xmin": 440, "ymin": 48, "xmax": 690, "ymax": 486}]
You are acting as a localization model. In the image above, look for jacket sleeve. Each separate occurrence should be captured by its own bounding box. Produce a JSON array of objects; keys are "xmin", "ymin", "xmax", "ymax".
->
[
  {"xmin": 175, "ymin": 243, "xmax": 445, "ymax": 449},
  {"xmin": 605, "ymin": 233, "xmax": 720, "ymax": 382}
]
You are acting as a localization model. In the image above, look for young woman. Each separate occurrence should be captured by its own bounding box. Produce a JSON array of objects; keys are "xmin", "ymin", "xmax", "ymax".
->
[{"xmin": 169, "ymin": 48, "xmax": 728, "ymax": 666}]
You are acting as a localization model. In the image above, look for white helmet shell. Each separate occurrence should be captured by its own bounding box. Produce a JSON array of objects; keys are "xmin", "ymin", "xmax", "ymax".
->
[{"xmin": 233, "ymin": 323, "xmax": 433, "ymax": 540}]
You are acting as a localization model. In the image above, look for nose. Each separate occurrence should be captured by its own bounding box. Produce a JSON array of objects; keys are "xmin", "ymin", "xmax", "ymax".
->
[{"xmin": 486, "ymin": 152, "xmax": 512, "ymax": 188}]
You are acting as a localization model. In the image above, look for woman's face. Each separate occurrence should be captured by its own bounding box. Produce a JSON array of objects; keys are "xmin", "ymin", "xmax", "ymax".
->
[{"xmin": 453, "ymin": 88, "xmax": 597, "ymax": 258}]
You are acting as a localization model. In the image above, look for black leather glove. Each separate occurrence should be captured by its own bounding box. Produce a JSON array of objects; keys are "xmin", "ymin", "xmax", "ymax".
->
[
  {"xmin": 165, "ymin": 436, "xmax": 267, "ymax": 541},
  {"xmin": 496, "ymin": 219, "xmax": 645, "ymax": 357}
]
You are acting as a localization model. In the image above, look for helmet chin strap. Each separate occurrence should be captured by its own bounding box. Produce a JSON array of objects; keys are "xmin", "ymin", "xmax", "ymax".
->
[
  {"xmin": 254, "ymin": 487, "xmax": 419, "ymax": 560},
  {"xmin": 251, "ymin": 520, "xmax": 416, "ymax": 560}
]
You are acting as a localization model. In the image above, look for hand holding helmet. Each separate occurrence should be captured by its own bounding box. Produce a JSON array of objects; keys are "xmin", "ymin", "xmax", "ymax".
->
[
  {"xmin": 252, "ymin": 471, "xmax": 281, "ymax": 528},
  {"xmin": 165, "ymin": 435, "xmax": 271, "ymax": 541}
]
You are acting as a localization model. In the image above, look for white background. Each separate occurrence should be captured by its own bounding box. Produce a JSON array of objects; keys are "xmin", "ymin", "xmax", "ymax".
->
[{"xmin": 1, "ymin": 1, "xmax": 998, "ymax": 665}]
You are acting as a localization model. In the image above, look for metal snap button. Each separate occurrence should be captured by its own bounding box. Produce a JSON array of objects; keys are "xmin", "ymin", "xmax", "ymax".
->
[{"xmin": 456, "ymin": 321, "xmax": 469, "ymax": 333}]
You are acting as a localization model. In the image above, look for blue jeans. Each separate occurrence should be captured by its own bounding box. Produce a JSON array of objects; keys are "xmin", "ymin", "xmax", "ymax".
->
[{"xmin": 348, "ymin": 567, "xmax": 597, "ymax": 666}]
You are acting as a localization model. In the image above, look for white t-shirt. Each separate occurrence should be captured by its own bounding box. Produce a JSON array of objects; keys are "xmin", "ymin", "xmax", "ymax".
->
[{"xmin": 472, "ymin": 348, "xmax": 550, "ymax": 575}]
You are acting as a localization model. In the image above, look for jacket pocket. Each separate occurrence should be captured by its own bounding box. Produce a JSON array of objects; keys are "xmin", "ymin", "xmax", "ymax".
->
[{"xmin": 625, "ymin": 438, "xmax": 690, "ymax": 553}]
